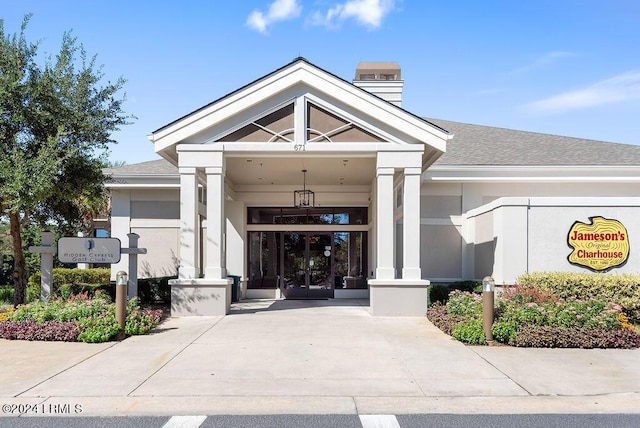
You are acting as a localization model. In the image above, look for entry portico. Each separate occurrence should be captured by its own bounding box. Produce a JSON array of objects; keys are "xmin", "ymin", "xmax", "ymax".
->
[{"xmin": 148, "ymin": 58, "xmax": 450, "ymax": 316}]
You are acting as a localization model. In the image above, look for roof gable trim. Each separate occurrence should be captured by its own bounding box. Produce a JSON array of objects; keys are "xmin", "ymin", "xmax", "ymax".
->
[{"xmin": 150, "ymin": 59, "xmax": 449, "ymax": 155}]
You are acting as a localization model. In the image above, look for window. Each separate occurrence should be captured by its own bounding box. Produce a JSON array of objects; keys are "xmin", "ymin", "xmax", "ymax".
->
[
  {"xmin": 94, "ymin": 228, "xmax": 109, "ymax": 238},
  {"xmin": 247, "ymin": 207, "xmax": 367, "ymax": 225}
]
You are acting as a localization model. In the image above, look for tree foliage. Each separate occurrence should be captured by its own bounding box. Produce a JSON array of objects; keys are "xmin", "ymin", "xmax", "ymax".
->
[{"xmin": 0, "ymin": 15, "xmax": 132, "ymax": 304}]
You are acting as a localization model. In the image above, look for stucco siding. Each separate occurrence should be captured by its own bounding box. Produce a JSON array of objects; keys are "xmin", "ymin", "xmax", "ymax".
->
[
  {"xmin": 527, "ymin": 201, "xmax": 640, "ymax": 274},
  {"xmin": 131, "ymin": 227, "xmax": 180, "ymax": 278},
  {"xmin": 131, "ymin": 201, "xmax": 180, "ymax": 220},
  {"xmin": 473, "ymin": 211, "xmax": 494, "ymax": 279},
  {"xmin": 420, "ymin": 224, "xmax": 462, "ymax": 279},
  {"xmin": 420, "ymin": 195, "xmax": 462, "ymax": 217}
]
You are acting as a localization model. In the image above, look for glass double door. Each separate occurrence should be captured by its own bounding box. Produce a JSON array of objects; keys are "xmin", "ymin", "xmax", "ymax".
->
[{"xmin": 282, "ymin": 233, "xmax": 334, "ymax": 298}]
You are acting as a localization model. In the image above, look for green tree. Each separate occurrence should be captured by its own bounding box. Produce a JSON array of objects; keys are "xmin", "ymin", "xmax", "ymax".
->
[{"xmin": 0, "ymin": 15, "xmax": 132, "ymax": 304}]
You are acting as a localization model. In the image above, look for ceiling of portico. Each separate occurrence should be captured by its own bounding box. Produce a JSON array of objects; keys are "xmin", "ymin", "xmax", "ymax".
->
[{"xmin": 225, "ymin": 156, "xmax": 376, "ymax": 186}]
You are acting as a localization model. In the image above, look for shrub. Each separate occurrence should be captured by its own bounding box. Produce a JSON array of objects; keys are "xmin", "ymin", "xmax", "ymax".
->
[
  {"xmin": 428, "ymin": 285, "xmax": 450, "ymax": 306},
  {"xmin": 27, "ymin": 268, "xmax": 111, "ymax": 302},
  {"xmin": 0, "ymin": 286, "xmax": 13, "ymax": 304},
  {"xmin": 492, "ymin": 320, "xmax": 518, "ymax": 345},
  {"xmin": 56, "ymin": 283, "xmax": 115, "ymax": 302},
  {"xmin": 0, "ymin": 320, "xmax": 79, "ymax": 341},
  {"xmin": 125, "ymin": 303, "xmax": 163, "ymax": 335},
  {"xmin": 76, "ymin": 312, "xmax": 121, "ymax": 343},
  {"xmin": 618, "ymin": 312, "xmax": 634, "ymax": 330},
  {"xmin": 0, "ymin": 306, "xmax": 15, "ymax": 322},
  {"xmin": 427, "ymin": 304, "xmax": 465, "ymax": 336},
  {"xmin": 138, "ymin": 276, "xmax": 173, "ymax": 304},
  {"xmin": 497, "ymin": 289, "xmax": 624, "ymax": 330},
  {"xmin": 452, "ymin": 319, "xmax": 486, "ymax": 345},
  {"xmin": 427, "ymin": 279, "xmax": 640, "ymax": 349},
  {"xmin": 3, "ymin": 291, "xmax": 163, "ymax": 343},
  {"xmin": 446, "ymin": 290, "xmax": 482, "ymax": 319},
  {"xmin": 518, "ymin": 272, "xmax": 640, "ymax": 323},
  {"xmin": 546, "ymin": 297, "xmax": 622, "ymax": 330},
  {"xmin": 428, "ymin": 281, "xmax": 482, "ymax": 306},
  {"xmin": 499, "ymin": 285, "xmax": 557, "ymax": 305},
  {"xmin": 450, "ymin": 280, "xmax": 483, "ymax": 293},
  {"xmin": 513, "ymin": 326, "xmax": 640, "ymax": 349}
]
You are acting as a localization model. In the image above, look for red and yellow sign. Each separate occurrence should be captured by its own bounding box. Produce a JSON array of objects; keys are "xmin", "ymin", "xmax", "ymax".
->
[{"xmin": 567, "ymin": 216, "xmax": 629, "ymax": 272}]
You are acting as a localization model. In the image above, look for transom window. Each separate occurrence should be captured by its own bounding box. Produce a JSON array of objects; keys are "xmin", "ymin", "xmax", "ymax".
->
[{"xmin": 248, "ymin": 207, "xmax": 368, "ymax": 225}]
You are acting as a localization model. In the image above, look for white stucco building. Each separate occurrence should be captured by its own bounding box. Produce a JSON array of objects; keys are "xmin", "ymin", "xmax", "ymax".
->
[{"xmin": 103, "ymin": 58, "xmax": 640, "ymax": 317}]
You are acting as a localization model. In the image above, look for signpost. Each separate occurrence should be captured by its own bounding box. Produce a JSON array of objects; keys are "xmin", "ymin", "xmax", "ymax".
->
[{"xmin": 29, "ymin": 233, "xmax": 146, "ymax": 302}]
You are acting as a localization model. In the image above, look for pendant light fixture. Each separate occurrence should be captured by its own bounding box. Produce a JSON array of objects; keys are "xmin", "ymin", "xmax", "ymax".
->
[{"xmin": 294, "ymin": 169, "xmax": 315, "ymax": 208}]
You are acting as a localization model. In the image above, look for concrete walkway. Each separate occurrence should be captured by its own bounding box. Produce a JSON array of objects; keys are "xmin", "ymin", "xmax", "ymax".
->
[{"xmin": 1, "ymin": 299, "xmax": 638, "ymax": 416}]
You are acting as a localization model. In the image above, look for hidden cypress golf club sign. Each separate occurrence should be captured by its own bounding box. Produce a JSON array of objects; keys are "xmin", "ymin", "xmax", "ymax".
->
[
  {"xmin": 567, "ymin": 216, "xmax": 629, "ymax": 272},
  {"xmin": 58, "ymin": 237, "xmax": 121, "ymax": 264}
]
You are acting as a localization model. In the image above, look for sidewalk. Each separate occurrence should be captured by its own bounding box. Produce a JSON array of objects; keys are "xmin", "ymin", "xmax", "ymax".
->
[{"xmin": 1, "ymin": 299, "xmax": 638, "ymax": 416}]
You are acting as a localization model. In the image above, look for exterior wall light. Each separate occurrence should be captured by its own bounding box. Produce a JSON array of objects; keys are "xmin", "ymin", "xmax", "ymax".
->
[{"xmin": 482, "ymin": 276, "xmax": 495, "ymax": 344}]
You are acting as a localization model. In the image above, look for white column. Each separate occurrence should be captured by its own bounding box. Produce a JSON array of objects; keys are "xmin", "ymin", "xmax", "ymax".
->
[
  {"xmin": 402, "ymin": 167, "xmax": 422, "ymax": 280},
  {"xmin": 178, "ymin": 167, "xmax": 199, "ymax": 279},
  {"xmin": 375, "ymin": 167, "xmax": 395, "ymax": 279},
  {"xmin": 205, "ymin": 164, "xmax": 226, "ymax": 279}
]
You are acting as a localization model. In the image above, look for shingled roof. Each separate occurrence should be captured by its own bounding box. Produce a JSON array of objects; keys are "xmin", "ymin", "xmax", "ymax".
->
[
  {"xmin": 427, "ymin": 118, "xmax": 640, "ymax": 166},
  {"xmin": 103, "ymin": 159, "xmax": 177, "ymax": 175},
  {"xmin": 105, "ymin": 119, "xmax": 640, "ymax": 176}
]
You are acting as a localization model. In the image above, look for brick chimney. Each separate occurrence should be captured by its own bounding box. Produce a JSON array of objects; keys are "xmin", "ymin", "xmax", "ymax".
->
[{"xmin": 352, "ymin": 62, "xmax": 403, "ymax": 107}]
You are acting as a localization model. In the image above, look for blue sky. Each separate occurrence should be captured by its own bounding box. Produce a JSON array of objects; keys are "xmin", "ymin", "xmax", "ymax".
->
[{"xmin": 2, "ymin": 0, "xmax": 639, "ymax": 164}]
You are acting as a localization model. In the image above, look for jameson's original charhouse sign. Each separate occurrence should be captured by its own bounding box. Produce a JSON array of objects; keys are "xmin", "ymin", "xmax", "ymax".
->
[{"xmin": 567, "ymin": 216, "xmax": 630, "ymax": 272}]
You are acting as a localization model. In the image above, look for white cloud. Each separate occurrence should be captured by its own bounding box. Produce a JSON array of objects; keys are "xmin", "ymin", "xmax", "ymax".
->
[
  {"xmin": 247, "ymin": 0, "xmax": 302, "ymax": 34},
  {"xmin": 310, "ymin": 0, "xmax": 398, "ymax": 30},
  {"xmin": 514, "ymin": 51, "xmax": 577, "ymax": 74},
  {"xmin": 527, "ymin": 71, "xmax": 640, "ymax": 112}
]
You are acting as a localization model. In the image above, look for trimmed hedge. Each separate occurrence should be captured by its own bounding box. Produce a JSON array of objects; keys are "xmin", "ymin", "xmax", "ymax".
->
[
  {"xmin": 428, "ymin": 281, "xmax": 482, "ymax": 306},
  {"xmin": 28, "ymin": 268, "xmax": 111, "ymax": 302},
  {"xmin": 517, "ymin": 272, "xmax": 640, "ymax": 323},
  {"xmin": 27, "ymin": 268, "xmax": 173, "ymax": 305}
]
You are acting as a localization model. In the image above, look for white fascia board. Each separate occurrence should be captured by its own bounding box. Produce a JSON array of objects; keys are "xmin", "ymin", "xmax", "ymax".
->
[
  {"xmin": 299, "ymin": 66, "xmax": 449, "ymax": 151},
  {"xmin": 303, "ymin": 93, "xmax": 406, "ymax": 146},
  {"xmin": 186, "ymin": 142, "xmax": 400, "ymax": 156},
  {"xmin": 466, "ymin": 196, "xmax": 640, "ymax": 219},
  {"xmin": 105, "ymin": 174, "xmax": 179, "ymax": 189},
  {"xmin": 106, "ymin": 183, "xmax": 180, "ymax": 189},
  {"xmin": 151, "ymin": 63, "xmax": 311, "ymax": 152},
  {"xmin": 529, "ymin": 197, "xmax": 640, "ymax": 207},
  {"xmin": 234, "ymin": 184, "xmax": 371, "ymax": 193},
  {"xmin": 424, "ymin": 165, "xmax": 640, "ymax": 182},
  {"xmin": 151, "ymin": 61, "xmax": 449, "ymax": 155},
  {"xmin": 465, "ymin": 197, "xmax": 530, "ymax": 218}
]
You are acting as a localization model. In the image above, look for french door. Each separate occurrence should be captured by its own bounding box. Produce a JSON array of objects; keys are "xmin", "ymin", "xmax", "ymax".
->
[{"xmin": 281, "ymin": 233, "xmax": 334, "ymax": 298}]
